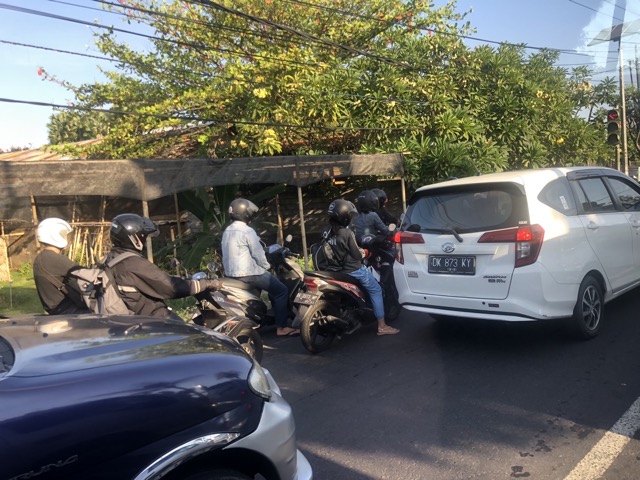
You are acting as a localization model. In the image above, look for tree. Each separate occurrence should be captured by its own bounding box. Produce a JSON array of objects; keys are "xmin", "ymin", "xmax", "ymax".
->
[
  {"xmin": 47, "ymin": 109, "xmax": 112, "ymax": 145},
  {"xmin": 53, "ymin": 0, "xmax": 612, "ymax": 185}
]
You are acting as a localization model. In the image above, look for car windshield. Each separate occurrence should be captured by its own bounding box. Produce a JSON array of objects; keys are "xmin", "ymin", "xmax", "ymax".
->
[{"xmin": 403, "ymin": 183, "xmax": 529, "ymax": 234}]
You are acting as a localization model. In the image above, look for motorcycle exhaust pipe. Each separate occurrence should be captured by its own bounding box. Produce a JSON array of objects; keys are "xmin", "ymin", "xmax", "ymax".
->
[{"xmin": 320, "ymin": 315, "xmax": 349, "ymax": 328}]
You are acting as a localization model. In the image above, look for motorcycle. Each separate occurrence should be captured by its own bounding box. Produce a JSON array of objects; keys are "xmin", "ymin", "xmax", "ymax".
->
[
  {"xmin": 360, "ymin": 230, "xmax": 401, "ymax": 321},
  {"xmin": 190, "ymin": 271, "xmax": 264, "ymax": 363},
  {"xmin": 204, "ymin": 237, "xmax": 306, "ymax": 329},
  {"xmin": 292, "ymin": 226, "xmax": 400, "ymax": 354}
]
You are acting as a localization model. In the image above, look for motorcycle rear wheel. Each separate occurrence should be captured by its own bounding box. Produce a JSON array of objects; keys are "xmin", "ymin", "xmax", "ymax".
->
[
  {"xmin": 300, "ymin": 300, "xmax": 338, "ymax": 354},
  {"xmin": 235, "ymin": 327, "xmax": 264, "ymax": 363}
]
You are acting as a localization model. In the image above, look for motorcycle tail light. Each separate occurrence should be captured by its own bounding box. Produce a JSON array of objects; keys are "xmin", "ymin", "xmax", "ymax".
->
[{"xmin": 304, "ymin": 277, "xmax": 326, "ymax": 291}]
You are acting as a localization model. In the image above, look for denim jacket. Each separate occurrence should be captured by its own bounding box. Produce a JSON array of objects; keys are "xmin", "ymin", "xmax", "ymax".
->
[{"xmin": 221, "ymin": 221, "xmax": 270, "ymax": 277}]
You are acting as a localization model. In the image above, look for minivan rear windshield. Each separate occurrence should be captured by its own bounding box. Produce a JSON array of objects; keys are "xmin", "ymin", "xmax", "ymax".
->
[{"xmin": 403, "ymin": 183, "xmax": 529, "ymax": 234}]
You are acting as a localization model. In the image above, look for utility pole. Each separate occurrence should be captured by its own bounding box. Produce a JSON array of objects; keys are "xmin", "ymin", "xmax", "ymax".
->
[
  {"xmin": 589, "ymin": 20, "xmax": 640, "ymax": 175},
  {"xmin": 618, "ymin": 39, "xmax": 629, "ymax": 175}
]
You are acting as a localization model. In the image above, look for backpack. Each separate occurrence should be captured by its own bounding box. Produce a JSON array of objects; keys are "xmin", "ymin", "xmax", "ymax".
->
[
  {"xmin": 311, "ymin": 226, "xmax": 343, "ymax": 272},
  {"xmin": 69, "ymin": 252, "xmax": 137, "ymax": 315}
]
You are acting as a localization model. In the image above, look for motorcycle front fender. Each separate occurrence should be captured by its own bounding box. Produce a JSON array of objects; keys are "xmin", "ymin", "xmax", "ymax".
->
[{"xmin": 225, "ymin": 316, "xmax": 260, "ymax": 338}]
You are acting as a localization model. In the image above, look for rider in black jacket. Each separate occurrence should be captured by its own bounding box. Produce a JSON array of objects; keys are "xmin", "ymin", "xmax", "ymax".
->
[
  {"xmin": 326, "ymin": 199, "xmax": 399, "ymax": 336},
  {"xmin": 32, "ymin": 217, "xmax": 90, "ymax": 315},
  {"xmin": 105, "ymin": 213, "xmax": 222, "ymax": 320},
  {"xmin": 371, "ymin": 188, "xmax": 399, "ymax": 227}
]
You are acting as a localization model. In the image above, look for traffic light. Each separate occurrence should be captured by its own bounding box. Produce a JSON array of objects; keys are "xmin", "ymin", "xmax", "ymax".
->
[{"xmin": 607, "ymin": 109, "xmax": 620, "ymax": 145}]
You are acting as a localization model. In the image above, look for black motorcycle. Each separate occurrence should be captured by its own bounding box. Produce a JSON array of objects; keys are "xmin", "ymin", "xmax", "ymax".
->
[
  {"xmin": 361, "ymin": 232, "xmax": 401, "ymax": 321},
  {"xmin": 190, "ymin": 272, "xmax": 264, "ymax": 363}
]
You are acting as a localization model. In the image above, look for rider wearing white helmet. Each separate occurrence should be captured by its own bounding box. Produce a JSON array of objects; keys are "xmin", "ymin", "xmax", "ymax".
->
[{"xmin": 32, "ymin": 218, "xmax": 90, "ymax": 314}]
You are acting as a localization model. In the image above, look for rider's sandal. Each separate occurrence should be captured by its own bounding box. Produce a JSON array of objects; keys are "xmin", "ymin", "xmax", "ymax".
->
[{"xmin": 377, "ymin": 325, "xmax": 400, "ymax": 336}]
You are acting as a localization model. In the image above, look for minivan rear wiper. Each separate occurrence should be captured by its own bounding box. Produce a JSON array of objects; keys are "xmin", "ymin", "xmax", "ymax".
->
[{"xmin": 445, "ymin": 226, "xmax": 463, "ymax": 243}]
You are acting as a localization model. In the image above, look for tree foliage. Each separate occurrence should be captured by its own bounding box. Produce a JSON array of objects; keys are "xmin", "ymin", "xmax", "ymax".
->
[
  {"xmin": 47, "ymin": 109, "xmax": 112, "ymax": 145},
  {"xmin": 52, "ymin": 0, "xmax": 616, "ymax": 186}
]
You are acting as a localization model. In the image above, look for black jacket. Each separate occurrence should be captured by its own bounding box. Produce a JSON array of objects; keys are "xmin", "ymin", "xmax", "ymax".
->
[
  {"xmin": 33, "ymin": 249, "xmax": 89, "ymax": 315},
  {"xmin": 105, "ymin": 248, "xmax": 197, "ymax": 318},
  {"xmin": 326, "ymin": 223, "xmax": 363, "ymax": 273},
  {"xmin": 378, "ymin": 206, "xmax": 399, "ymax": 227}
]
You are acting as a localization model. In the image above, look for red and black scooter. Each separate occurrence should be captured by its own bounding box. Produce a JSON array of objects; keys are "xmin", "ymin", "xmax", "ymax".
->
[{"xmin": 293, "ymin": 232, "xmax": 400, "ymax": 354}]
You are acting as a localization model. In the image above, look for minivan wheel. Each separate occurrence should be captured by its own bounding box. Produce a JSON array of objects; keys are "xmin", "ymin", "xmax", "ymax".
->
[{"xmin": 571, "ymin": 276, "xmax": 603, "ymax": 340}]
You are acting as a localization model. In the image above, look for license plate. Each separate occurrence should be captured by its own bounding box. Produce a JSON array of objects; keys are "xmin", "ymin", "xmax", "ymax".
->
[
  {"xmin": 294, "ymin": 291, "xmax": 320, "ymax": 305},
  {"xmin": 428, "ymin": 255, "xmax": 476, "ymax": 275}
]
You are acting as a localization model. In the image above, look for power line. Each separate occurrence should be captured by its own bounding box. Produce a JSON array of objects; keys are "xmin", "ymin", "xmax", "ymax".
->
[
  {"xmin": 568, "ymin": 0, "xmax": 626, "ymax": 23},
  {"xmin": 0, "ymin": 2, "xmax": 317, "ymax": 68},
  {"xmin": 0, "ymin": 39, "xmax": 118, "ymax": 62},
  {"xmin": 1, "ymin": 1, "xmax": 620, "ymax": 108},
  {"xmin": 0, "ymin": 36, "xmax": 432, "ymax": 107},
  {"xmin": 281, "ymin": 0, "xmax": 598, "ymax": 57},
  {"xmin": 599, "ymin": 0, "xmax": 640, "ymax": 19},
  {"xmin": 0, "ymin": 96, "xmax": 416, "ymax": 132}
]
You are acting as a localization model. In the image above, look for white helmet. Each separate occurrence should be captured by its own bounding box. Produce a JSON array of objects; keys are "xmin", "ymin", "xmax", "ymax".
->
[{"xmin": 36, "ymin": 218, "xmax": 72, "ymax": 249}]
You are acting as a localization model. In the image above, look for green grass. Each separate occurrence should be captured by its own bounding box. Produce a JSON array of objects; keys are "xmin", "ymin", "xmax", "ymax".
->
[{"xmin": 0, "ymin": 266, "xmax": 43, "ymax": 316}]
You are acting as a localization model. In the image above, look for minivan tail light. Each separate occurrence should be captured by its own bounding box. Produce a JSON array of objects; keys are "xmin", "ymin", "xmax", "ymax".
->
[
  {"xmin": 478, "ymin": 225, "xmax": 544, "ymax": 268},
  {"xmin": 394, "ymin": 231, "xmax": 425, "ymax": 264}
]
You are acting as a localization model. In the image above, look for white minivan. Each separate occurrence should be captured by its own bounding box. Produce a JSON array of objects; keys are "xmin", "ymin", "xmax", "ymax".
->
[{"xmin": 394, "ymin": 167, "xmax": 640, "ymax": 339}]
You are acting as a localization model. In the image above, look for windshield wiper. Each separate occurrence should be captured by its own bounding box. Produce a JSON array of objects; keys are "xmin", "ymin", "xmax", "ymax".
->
[{"xmin": 445, "ymin": 226, "xmax": 463, "ymax": 243}]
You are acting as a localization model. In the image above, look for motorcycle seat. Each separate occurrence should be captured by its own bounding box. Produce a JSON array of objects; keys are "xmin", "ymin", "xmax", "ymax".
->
[
  {"xmin": 221, "ymin": 277, "xmax": 262, "ymax": 296},
  {"xmin": 304, "ymin": 270, "xmax": 367, "ymax": 290}
]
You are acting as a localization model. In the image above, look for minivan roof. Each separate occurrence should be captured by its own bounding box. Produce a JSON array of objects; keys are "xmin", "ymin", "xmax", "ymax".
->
[{"xmin": 413, "ymin": 166, "xmax": 621, "ymax": 194}]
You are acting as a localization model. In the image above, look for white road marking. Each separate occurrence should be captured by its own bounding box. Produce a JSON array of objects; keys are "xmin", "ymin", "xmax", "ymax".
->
[{"xmin": 564, "ymin": 396, "xmax": 640, "ymax": 480}]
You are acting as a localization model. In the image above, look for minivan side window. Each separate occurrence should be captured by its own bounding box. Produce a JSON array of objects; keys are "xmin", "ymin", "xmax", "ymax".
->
[
  {"xmin": 606, "ymin": 176, "xmax": 640, "ymax": 211},
  {"xmin": 538, "ymin": 178, "xmax": 577, "ymax": 215},
  {"xmin": 571, "ymin": 177, "xmax": 615, "ymax": 213}
]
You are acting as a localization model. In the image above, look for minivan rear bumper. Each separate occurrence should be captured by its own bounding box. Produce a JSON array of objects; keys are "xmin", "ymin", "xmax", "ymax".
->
[{"xmin": 396, "ymin": 264, "xmax": 579, "ymax": 321}]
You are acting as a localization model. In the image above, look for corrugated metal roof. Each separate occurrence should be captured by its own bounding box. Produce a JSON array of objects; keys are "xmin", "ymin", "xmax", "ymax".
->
[{"xmin": 0, "ymin": 139, "xmax": 102, "ymax": 162}]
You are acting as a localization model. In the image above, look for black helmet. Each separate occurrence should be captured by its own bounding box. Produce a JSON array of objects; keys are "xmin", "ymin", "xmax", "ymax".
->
[
  {"xmin": 371, "ymin": 188, "xmax": 388, "ymax": 207},
  {"xmin": 355, "ymin": 190, "xmax": 379, "ymax": 213},
  {"xmin": 110, "ymin": 213, "xmax": 158, "ymax": 251},
  {"xmin": 328, "ymin": 199, "xmax": 357, "ymax": 227},
  {"xmin": 229, "ymin": 198, "xmax": 259, "ymax": 223}
]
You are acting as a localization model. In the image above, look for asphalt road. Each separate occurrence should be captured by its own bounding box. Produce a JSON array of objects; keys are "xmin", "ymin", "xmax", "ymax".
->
[{"xmin": 260, "ymin": 291, "xmax": 640, "ymax": 480}]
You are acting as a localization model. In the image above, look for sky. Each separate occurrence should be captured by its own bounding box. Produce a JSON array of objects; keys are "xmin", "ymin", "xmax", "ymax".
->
[{"xmin": 0, "ymin": 0, "xmax": 639, "ymax": 151}]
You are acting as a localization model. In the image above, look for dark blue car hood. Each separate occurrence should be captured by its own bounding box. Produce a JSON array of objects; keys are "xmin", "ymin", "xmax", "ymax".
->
[
  {"xmin": 0, "ymin": 314, "xmax": 263, "ymax": 480},
  {"xmin": 0, "ymin": 314, "xmax": 241, "ymax": 377}
]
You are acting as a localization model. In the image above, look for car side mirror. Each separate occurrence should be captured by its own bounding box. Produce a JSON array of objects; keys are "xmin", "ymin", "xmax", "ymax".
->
[{"xmin": 407, "ymin": 224, "xmax": 421, "ymax": 232}]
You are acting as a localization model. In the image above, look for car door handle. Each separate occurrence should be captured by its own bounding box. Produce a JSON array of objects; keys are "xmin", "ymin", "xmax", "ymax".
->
[
  {"xmin": 587, "ymin": 222, "xmax": 599, "ymax": 230},
  {"xmin": 631, "ymin": 221, "xmax": 640, "ymax": 229}
]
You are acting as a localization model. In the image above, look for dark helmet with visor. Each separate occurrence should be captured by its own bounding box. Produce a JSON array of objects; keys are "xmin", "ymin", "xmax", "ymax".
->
[
  {"xmin": 229, "ymin": 198, "xmax": 259, "ymax": 223},
  {"xmin": 110, "ymin": 213, "xmax": 159, "ymax": 252},
  {"xmin": 355, "ymin": 190, "xmax": 380, "ymax": 213},
  {"xmin": 328, "ymin": 199, "xmax": 357, "ymax": 227},
  {"xmin": 371, "ymin": 188, "xmax": 388, "ymax": 207}
]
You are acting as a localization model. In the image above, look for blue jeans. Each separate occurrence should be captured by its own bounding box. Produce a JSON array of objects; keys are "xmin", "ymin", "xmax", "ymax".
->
[
  {"xmin": 347, "ymin": 265, "xmax": 384, "ymax": 320},
  {"xmin": 238, "ymin": 272, "xmax": 289, "ymax": 328}
]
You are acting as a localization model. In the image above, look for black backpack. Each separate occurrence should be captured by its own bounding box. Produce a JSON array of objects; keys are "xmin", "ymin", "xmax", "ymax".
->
[{"xmin": 311, "ymin": 226, "xmax": 343, "ymax": 272}]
